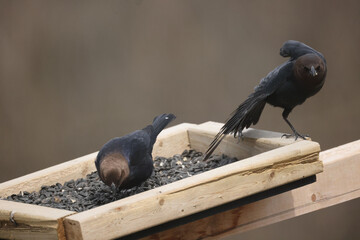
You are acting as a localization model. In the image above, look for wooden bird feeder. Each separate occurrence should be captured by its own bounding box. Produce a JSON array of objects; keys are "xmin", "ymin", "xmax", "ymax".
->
[{"xmin": 1, "ymin": 121, "xmax": 358, "ymax": 240}]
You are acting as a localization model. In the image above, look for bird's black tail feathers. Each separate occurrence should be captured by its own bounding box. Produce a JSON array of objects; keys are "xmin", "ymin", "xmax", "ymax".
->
[
  {"xmin": 204, "ymin": 93, "xmax": 266, "ymax": 160},
  {"xmin": 149, "ymin": 113, "xmax": 176, "ymax": 144}
]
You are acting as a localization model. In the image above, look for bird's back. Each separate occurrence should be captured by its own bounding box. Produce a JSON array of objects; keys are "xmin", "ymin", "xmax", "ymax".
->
[{"xmin": 95, "ymin": 130, "xmax": 150, "ymax": 171}]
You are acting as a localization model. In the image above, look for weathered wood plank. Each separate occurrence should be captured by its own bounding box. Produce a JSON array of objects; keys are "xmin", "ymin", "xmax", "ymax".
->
[
  {"xmin": 152, "ymin": 123, "xmax": 194, "ymax": 157},
  {"xmin": 140, "ymin": 140, "xmax": 360, "ymax": 240},
  {"xmin": 0, "ymin": 152, "xmax": 98, "ymax": 198},
  {"xmin": 0, "ymin": 200, "xmax": 75, "ymax": 240},
  {"xmin": 63, "ymin": 140, "xmax": 321, "ymax": 240}
]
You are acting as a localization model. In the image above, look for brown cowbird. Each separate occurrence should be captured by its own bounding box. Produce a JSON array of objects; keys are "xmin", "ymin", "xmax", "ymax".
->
[
  {"xmin": 204, "ymin": 40, "xmax": 326, "ymax": 160},
  {"xmin": 95, "ymin": 113, "xmax": 176, "ymax": 190}
]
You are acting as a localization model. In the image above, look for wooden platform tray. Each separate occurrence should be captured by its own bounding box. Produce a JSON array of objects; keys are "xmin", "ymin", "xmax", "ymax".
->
[
  {"xmin": 0, "ymin": 122, "xmax": 322, "ymax": 240},
  {"xmin": 140, "ymin": 139, "xmax": 360, "ymax": 240}
]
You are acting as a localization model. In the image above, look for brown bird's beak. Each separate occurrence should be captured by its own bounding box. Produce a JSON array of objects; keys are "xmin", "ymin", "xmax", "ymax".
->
[
  {"xmin": 111, "ymin": 183, "xmax": 117, "ymax": 194},
  {"xmin": 310, "ymin": 66, "xmax": 318, "ymax": 76}
]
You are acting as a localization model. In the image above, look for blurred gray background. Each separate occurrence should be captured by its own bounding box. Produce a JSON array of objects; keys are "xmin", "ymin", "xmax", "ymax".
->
[{"xmin": 1, "ymin": 1, "xmax": 359, "ymax": 239}]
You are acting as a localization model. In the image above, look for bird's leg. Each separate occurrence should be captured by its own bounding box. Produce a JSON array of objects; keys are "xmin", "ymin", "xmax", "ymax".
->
[
  {"xmin": 281, "ymin": 109, "xmax": 308, "ymax": 140},
  {"xmin": 234, "ymin": 130, "xmax": 244, "ymax": 143},
  {"xmin": 237, "ymin": 131, "xmax": 244, "ymax": 142},
  {"xmin": 282, "ymin": 118, "xmax": 307, "ymax": 140}
]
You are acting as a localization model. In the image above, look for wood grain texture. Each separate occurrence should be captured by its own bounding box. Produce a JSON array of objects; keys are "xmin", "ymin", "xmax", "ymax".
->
[
  {"xmin": 63, "ymin": 140, "xmax": 321, "ymax": 240},
  {"xmin": 0, "ymin": 152, "xmax": 98, "ymax": 198},
  {"xmin": 0, "ymin": 200, "xmax": 75, "ymax": 240},
  {"xmin": 140, "ymin": 140, "xmax": 360, "ymax": 240},
  {"xmin": 152, "ymin": 123, "xmax": 194, "ymax": 158}
]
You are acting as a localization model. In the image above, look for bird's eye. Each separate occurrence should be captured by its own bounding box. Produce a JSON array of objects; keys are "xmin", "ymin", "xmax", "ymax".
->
[
  {"xmin": 316, "ymin": 66, "xmax": 321, "ymax": 71},
  {"xmin": 303, "ymin": 66, "xmax": 309, "ymax": 71}
]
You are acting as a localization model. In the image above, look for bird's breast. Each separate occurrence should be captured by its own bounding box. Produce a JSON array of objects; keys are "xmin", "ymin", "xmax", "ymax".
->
[
  {"xmin": 266, "ymin": 79, "xmax": 307, "ymax": 109},
  {"xmin": 294, "ymin": 73, "xmax": 325, "ymax": 98}
]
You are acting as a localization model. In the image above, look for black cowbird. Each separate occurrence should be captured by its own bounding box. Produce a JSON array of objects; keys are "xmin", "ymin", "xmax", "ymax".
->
[
  {"xmin": 204, "ymin": 40, "xmax": 326, "ymax": 160},
  {"xmin": 95, "ymin": 113, "xmax": 176, "ymax": 190}
]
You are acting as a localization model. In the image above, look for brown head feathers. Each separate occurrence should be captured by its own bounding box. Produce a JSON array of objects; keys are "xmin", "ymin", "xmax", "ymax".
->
[
  {"xmin": 99, "ymin": 152, "xmax": 130, "ymax": 188},
  {"xmin": 294, "ymin": 53, "xmax": 326, "ymax": 90}
]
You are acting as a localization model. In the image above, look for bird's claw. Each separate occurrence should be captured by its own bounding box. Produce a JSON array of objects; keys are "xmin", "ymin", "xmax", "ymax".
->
[
  {"xmin": 281, "ymin": 132, "xmax": 309, "ymax": 140},
  {"xmin": 10, "ymin": 211, "xmax": 17, "ymax": 226}
]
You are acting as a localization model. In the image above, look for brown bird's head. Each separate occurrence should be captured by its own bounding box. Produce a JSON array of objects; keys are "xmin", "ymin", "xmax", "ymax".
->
[
  {"xmin": 99, "ymin": 152, "xmax": 130, "ymax": 189},
  {"xmin": 294, "ymin": 53, "xmax": 326, "ymax": 88}
]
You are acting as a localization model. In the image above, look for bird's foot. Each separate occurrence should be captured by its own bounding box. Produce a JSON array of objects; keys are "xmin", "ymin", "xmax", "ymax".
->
[
  {"xmin": 281, "ymin": 132, "xmax": 309, "ymax": 140},
  {"xmin": 10, "ymin": 211, "xmax": 17, "ymax": 226},
  {"xmin": 235, "ymin": 131, "xmax": 244, "ymax": 143}
]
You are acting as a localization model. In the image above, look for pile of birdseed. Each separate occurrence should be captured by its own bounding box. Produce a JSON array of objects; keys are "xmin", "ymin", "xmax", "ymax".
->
[{"xmin": 2, "ymin": 150, "xmax": 238, "ymax": 212}]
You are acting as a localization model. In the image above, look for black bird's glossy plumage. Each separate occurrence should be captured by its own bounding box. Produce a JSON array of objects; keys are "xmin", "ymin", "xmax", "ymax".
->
[
  {"xmin": 204, "ymin": 40, "xmax": 326, "ymax": 160},
  {"xmin": 95, "ymin": 113, "xmax": 176, "ymax": 189}
]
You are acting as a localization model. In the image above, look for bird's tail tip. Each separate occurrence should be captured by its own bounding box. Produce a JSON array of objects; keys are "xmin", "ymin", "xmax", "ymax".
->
[
  {"xmin": 151, "ymin": 113, "xmax": 176, "ymax": 136},
  {"xmin": 153, "ymin": 113, "xmax": 176, "ymax": 123},
  {"xmin": 202, "ymin": 134, "xmax": 226, "ymax": 162}
]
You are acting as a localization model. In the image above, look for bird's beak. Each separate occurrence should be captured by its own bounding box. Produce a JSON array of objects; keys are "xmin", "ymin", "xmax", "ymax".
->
[
  {"xmin": 111, "ymin": 183, "xmax": 117, "ymax": 193},
  {"xmin": 310, "ymin": 66, "xmax": 318, "ymax": 76}
]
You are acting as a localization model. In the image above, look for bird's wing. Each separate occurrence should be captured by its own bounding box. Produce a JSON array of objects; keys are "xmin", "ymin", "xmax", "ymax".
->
[
  {"xmin": 204, "ymin": 60, "xmax": 294, "ymax": 160},
  {"xmin": 254, "ymin": 60, "xmax": 294, "ymax": 95},
  {"xmin": 125, "ymin": 130, "xmax": 152, "ymax": 166}
]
